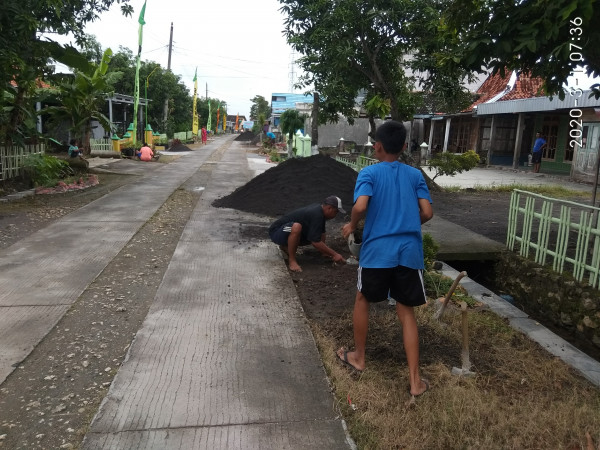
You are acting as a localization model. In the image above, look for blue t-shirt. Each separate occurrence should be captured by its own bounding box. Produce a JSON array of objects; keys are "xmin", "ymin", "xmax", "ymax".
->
[
  {"xmin": 354, "ymin": 161, "xmax": 432, "ymax": 269},
  {"xmin": 532, "ymin": 137, "xmax": 546, "ymax": 153}
]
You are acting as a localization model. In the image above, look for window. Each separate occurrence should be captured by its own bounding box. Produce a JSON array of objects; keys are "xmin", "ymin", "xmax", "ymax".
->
[
  {"xmin": 541, "ymin": 116, "xmax": 559, "ymax": 161},
  {"xmin": 449, "ymin": 120, "xmax": 471, "ymax": 152}
]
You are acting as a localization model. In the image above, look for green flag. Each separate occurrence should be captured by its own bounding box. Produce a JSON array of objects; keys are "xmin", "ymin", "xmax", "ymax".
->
[{"xmin": 138, "ymin": 1, "xmax": 147, "ymax": 25}]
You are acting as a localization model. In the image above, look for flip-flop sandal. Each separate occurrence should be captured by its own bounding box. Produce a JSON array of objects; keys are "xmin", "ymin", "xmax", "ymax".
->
[{"xmin": 335, "ymin": 349, "xmax": 363, "ymax": 373}]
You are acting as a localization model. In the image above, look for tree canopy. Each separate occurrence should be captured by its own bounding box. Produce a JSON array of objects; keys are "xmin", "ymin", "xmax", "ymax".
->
[
  {"xmin": 1, "ymin": 0, "xmax": 133, "ymax": 144},
  {"xmin": 249, "ymin": 95, "xmax": 271, "ymax": 121},
  {"xmin": 278, "ymin": 0, "xmax": 470, "ymax": 123},
  {"xmin": 439, "ymin": 0, "xmax": 600, "ymax": 98},
  {"xmin": 105, "ymin": 47, "xmax": 198, "ymax": 137}
]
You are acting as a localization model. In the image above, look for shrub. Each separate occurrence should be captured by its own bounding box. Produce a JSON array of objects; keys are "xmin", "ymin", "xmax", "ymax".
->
[
  {"xmin": 268, "ymin": 150, "xmax": 284, "ymax": 162},
  {"xmin": 422, "ymin": 232, "xmax": 439, "ymax": 270},
  {"xmin": 427, "ymin": 150, "xmax": 480, "ymax": 181},
  {"xmin": 22, "ymin": 154, "xmax": 73, "ymax": 187}
]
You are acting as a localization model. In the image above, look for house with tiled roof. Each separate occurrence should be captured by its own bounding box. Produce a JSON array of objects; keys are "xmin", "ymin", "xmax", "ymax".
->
[{"xmin": 414, "ymin": 71, "xmax": 600, "ymax": 181}]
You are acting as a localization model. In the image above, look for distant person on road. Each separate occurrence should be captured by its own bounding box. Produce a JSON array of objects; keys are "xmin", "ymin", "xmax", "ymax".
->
[
  {"xmin": 137, "ymin": 143, "xmax": 154, "ymax": 162},
  {"xmin": 201, "ymin": 127, "xmax": 207, "ymax": 145},
  {"xmin": 269, "ymin": 196, "xmax": 347, "ymax": 272},
  {"xmin": 338, "ymin": 120, "xmax": 433, "ymax": 401},
  {"xmin": 68, "ymin": 139, "xmax": 81, "ymax": 158},
  {"xmin": 531, "ymin": 131, "xmax": 547, "ymax": 173}
]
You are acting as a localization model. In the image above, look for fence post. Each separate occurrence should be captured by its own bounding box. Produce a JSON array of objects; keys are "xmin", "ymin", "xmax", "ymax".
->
[
  {"xmin": 294, "ymin": 130, "xmax": 303, "ymax": 156},
  {"xmin": 302, "ymin": 134, "xmax": 311, "ymax": 157}
]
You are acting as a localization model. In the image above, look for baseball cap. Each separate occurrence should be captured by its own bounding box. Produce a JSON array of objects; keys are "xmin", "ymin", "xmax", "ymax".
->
[{"xmin": 323, "ymin": 195, "xmax": 346, "ymax": 214}]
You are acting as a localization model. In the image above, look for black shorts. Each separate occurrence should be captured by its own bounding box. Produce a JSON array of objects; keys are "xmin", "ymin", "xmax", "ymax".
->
[
  {"xmin": 269, "ymin": 222, "xmax": 310, "ymax": 246},
  {"xmin": 531, "ymin": 152, "xmax": 542, "ymax": 164},
  {"xmin": 357, "ymin": 265, "xmax": 426, "ymax": 306}
]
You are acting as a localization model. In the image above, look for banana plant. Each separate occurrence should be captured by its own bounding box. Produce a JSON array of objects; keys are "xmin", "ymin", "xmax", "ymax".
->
[{"xmin": 43, "ymin": 48, "xmax": 116, "ymax": 155}]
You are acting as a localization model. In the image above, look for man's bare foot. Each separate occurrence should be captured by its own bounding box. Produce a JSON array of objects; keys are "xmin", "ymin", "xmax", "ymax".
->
[
  {"xmin": 335, "ymin": 348, "xmax": 365, "ymax": 372},
  {"xmin": 288, "ymin": 261, "xmax": 302, "ymax": 272},
  {"xmin": 409, "ymin": 378, "xmax": 429, "ymax": 397}
]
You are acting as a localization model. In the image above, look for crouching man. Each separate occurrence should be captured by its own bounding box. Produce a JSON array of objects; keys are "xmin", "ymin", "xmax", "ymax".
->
[{"xmin": 269, "ymin": 196, "xmax": 347, "ymax": 272}]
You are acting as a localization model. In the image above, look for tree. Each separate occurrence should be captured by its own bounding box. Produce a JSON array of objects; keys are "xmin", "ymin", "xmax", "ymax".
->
[
  {"xmin": 426, "ymin": 150, "xmax": 480, "ymax": 182},
  {"xmin": 78, "ymin": 34, "xmax": 105, "ymax": 65},
  {"xmin": 249, "ymin": 95, "xmax": 271, "ymax": 121},
  {"xmin": 0, "ymin": 0, "xmax": 134, "ymax": 144},
  {"xmin": 279, "ymin": 0, "xmax": 461, "ymax": 123},
  {"xmin": 279, "ymin": 109, "xmax": 306, "ymax": 157},
  {"xmin": 438, "ymin": 0, "xmax": 600, "ymax": 98},
  {"xmin": 43, "ymin": 49, "xmax": 116, "ymax": 155},
  {"xmin": 105, "ymin": 48, "xmax": 196, "ymax": 136}
]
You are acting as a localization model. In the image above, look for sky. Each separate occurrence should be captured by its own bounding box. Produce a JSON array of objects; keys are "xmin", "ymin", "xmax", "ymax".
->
[
  {"xmin": 49, "ymin": 0, "xmax": 598, "ymax": 121},
  {"xmin": 55, "ymin": 0, "xmax": 301, "ymax": 119}
]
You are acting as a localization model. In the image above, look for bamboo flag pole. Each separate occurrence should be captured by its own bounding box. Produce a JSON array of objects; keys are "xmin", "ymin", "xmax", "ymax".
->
[{"xmin": 132, "ymin": 0, "xmax": 147, "ymax": 147}]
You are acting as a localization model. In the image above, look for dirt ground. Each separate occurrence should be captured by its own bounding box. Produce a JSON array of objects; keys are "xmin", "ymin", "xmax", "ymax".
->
[{"xmin": 0, "ymin": 155, "xmax": 596, "ymax": 448}]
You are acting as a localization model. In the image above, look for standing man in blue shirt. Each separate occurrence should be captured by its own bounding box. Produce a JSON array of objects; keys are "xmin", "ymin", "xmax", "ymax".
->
[
  {"xmin": 531, "ymin": 131, "xmax": 547, "ymax": 173},
  {"xmin": 339, "ymin": 120, "xmax": 433, "ymax": 400}
]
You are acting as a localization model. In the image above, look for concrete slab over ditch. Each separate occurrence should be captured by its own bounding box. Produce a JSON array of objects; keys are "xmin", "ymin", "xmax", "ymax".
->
[{"xmin": 423, "ymin": 216, "xmax": 505, "ymax": 261}]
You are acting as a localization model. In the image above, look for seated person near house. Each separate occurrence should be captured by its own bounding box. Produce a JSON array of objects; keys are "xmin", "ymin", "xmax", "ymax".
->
[
  {"xmin": 137, "ymin": 143, "xmax": 154, "ymax": 161},
  {"xmin": 68, "ymin": 139, "xmax": 81, "ymax": 158}
]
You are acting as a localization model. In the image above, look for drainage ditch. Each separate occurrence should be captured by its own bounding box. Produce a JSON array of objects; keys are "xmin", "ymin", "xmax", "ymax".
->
[{"xmin": 444, "ymin": 259, "xmax": 600, "ymax": 363}]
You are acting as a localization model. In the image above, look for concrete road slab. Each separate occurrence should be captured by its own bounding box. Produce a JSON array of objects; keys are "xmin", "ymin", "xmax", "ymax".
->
[
  {"xmin": 0, "ymin": 305, "xmax": 70, "ymax": 381},
  {"xmin": 428, "ymin": 165, "xmax": 593, "ymax": 193},
  {"xmin": 0, "ymin": 140, "xmax": 223, "ymax": 385},
  {"xmin": 83, "ymin": 140, "xmax": 353, "ymax": 449},
  {"xmin": 84, "ymin": 420, "xmax": 352, "ymax": 450}
]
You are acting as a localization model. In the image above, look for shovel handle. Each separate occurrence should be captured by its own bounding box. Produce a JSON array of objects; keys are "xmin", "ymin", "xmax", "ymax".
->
[
  {"xmin": 440, "ymin": 271, "xmax": 467, "ymax": 310},
  {"xmin": 434, "ymin": 271, "xmax": 467, "ymax": 321}
]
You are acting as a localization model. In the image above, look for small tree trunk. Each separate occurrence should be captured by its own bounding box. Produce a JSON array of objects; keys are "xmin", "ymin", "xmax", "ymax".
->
[
  {"xmin": 83, "ymin": 128, "xmax": 92, "ymax": 156},
  {"xmin": 311, "ymin": 92, "xmax": 319, "ymax": 146},
  {"xmin": 287, "ymin": 136, "xmax": 294, "ymax": 158},
  {"xmin": 368, "ymin": 116, "xmax": 377, "ymax": 141}
]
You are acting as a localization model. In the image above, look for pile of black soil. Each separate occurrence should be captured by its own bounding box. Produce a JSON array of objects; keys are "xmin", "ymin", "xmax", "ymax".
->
[
  {"xmin": 212, "ymin": 154, "xmax": 357, "ymax": 217},
  {"xmin": 235, "ymin": 131, "xmax": 256, "ymax": 142},
  {"xmin": 169, "ymin": 143, "xmax": 193, "ymax": 152}
]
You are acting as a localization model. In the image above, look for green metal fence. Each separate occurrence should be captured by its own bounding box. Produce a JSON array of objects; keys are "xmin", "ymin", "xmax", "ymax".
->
[
  {"xmin": 335, "ymin": 155, "xmax": 378, "ymax": 172},
  {"xmin": 507, "ymin": 189, "xmax": 600, "ymax": 289}
]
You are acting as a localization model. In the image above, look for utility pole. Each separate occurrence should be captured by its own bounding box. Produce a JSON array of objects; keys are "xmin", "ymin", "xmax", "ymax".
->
[
  {"xmin": 163, "ymin": 22, "xmax": 173, "ymax": 124},
  {"xmin": 289, "ymin": 51, "xmax": 296, "ymax": 93}
]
